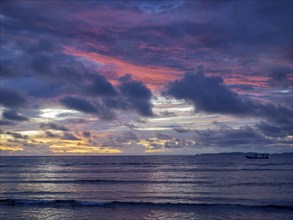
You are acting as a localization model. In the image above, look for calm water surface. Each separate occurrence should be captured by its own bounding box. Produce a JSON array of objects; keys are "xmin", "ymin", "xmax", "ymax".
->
[{"xmin": 0, "ymin": 154, "xmax": 292, "ymax": 219}]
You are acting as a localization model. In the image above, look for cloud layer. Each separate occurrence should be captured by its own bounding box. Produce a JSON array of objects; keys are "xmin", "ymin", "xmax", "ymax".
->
[{"xmin": 0, "ymin": 0, "xmax": 292, "ymax": 155}]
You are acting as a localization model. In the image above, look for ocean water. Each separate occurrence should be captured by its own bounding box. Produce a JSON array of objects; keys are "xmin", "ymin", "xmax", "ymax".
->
[{"xmin": 0, "ymin": 154, "xmax": 292, "ymax": 220}]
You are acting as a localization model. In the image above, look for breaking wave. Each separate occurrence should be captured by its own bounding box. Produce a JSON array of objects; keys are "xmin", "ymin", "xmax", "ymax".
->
[{"xmin": 0, "ymin": 199, "xmax": 292, "ymax": 210}]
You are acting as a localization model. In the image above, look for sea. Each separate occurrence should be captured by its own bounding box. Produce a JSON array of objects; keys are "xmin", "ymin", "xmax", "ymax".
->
[{"xmin": 0, "ymin": 153, "xmax": 292, "ymax": 220}]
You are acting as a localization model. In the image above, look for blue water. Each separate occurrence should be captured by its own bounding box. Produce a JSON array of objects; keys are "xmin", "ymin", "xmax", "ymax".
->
[{"xmin": 0, "ymin": 154, "xmax": 293, "ymax": 219}]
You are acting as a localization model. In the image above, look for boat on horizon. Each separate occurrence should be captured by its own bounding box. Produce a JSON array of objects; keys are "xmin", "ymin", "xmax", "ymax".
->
[{"xmin": 245, "ymin": 153, "xmax": 269, "ymax": 159}]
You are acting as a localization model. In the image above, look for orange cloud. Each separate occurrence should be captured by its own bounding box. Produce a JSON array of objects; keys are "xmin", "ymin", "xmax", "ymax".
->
[
  {"xmin": 63, "ymin": 47, "xmax": 182, "ymax": 89},
  {"xmin": 50, "ymin": 143, "xmax": 121, "ymax": 154},
  {"xmin": 0, "ymin": 145, "xmax": 24, "ymax": 152},
  {"xmin": 223, "ymin": 75, "xmax": 269, "ymax": 89},
  {"xmin": 137, "ymin": 138, "xmax": 170, "ymax": 153}
]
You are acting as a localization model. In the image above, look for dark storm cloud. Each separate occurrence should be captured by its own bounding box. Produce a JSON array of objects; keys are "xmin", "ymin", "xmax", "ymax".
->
[
  {"xmin": 62, "ymin": 133, "xmax": 80, "ymax": 141},
  {"xmin": 60, "ymin": 96, "xmax": 115, "ymax": 119},
  {"xmin": 1, "ymin": 8, "xmax": 88, "ymax": 97},
  {"xmin": 82, "ymin": 131, "xmax": 91, "ymax": 138},
  {"xmin": 3, "ymin": 14, "xmax": 155, "ymax": 119},
  {"xmin": 30, "ymin": 55, "xmax": 53, "ymax": 77},
  {"xmin": 2, "ymin": 0, "xmax": 292, "ymax": 72},
  {"xmin": 123, "ymin": 132, "xmax": 138, "ymax": 141},
  {"xmin": 27, "ymin": 83, "xmax": 64, "ymax": 99},
  {"xmin": 2, "ymin": 0, "xmax": 291, "ymax": 100},
  {"xmin": 40, "ymin": 122, "xmax": 69, "ymax": 131},
  {"xmin": 270, "ymin": 66, "xmax": 292, "ymax": 81},
  {"xmin": 256, "ymin": 104, "xmax": 292, "ymax": 122},
  {"xmin": 119, "ymin": 75, "xmax": 153, "ymax": 116},
  {"xmin": 166, "ymin": 69, "xmax": 292, "ymax": 120},
  {"xmin": 124, "ymin": 122, "xmax": 138, "ymax": 129},
  {"xmin": 166, "ymin": 69, "xmax": 252, "ymax": 115},
  {"xmin": 254, "ymin": 104, "xmax": 293, "ymax": 137},
  {"xmin": 30, "ymin": 53, "xmax": 88, "ymax": 86},
  {"xmin": 0, "ymin": 88, "xmax": 27, "ymax": 108},
  {"xmin": 58, "ymin": 73, "xmax": 153, "ymax": 118},
  {"xmin": 189, "ymin": 123, "xmax": 292, "ymax": 152},
  {"xmin": 269, "ymin": 65, "xmax": 293, "ymax": 87},
  {"xmin": 2, "ymin": 110, "xmax": 29, "ymax": 121},
  {"xmin": 0, "ymin": 120, "xmax": 15, "ymax": 126},
  {"xmin": 156, "ymin": 133, "xmax": 171, "ymax": 140},
  {"xmin": 195, "ymin": 1, "xmax": 292, "ymax": 48},
  {"xmin": 256, "ymin": 121, "xmax": 285, "ymax": 138},
  {"xmin": 45, "ymin": 131, "xmax": 60, "ymax": 138},
  {"xmin": 5, "ymin": 131, "xmax": 28, "ymax": 139},
  {"xmin": 44, "ymin": 131, "xmax": 79, "ymax": 141},
  {"xmin": 95, "ymin": 0, "xmax": 293, "ymax": 68},
  {"xmin": 60, "ymin": 97, "xmax": 98, "ymax": 114},
  {"xmin": 86, "ymin": 74, "xmax": 117, "ymax": 96},
  {"xmin": 1, "ymin": 0, "xmax": 292, "ymax": 155},
  {"xmin": 113, "ymin": 131, "xmax": 138, "ymax": 143},
  {"xmin": 173, "ymin": 127, "xmax": 191, "ymax": 133},
  {"xmin": 194, "ymin": 126, "xmax": 272, "ymax": 148},
  {"xmin": 166, "ymin": 68, "xmax": 292, "ymax": 145}
]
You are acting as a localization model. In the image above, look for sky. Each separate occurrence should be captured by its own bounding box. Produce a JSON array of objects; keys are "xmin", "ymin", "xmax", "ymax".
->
[{"xmin": 0, "ymin": 0, "xmax": 292, "ymax": 155}]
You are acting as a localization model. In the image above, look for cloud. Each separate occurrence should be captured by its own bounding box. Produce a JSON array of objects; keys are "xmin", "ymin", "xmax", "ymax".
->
[
  {"xmin": 5, "ymin": 131, "xmax": 28, "ymax": 139},
  {"xmin": 166, "ymin": 67, "xmax": 253, "ymax": 115},
  {"xmin": 82, "ymin": 131, "xmax": 91, "ymax": 138},
  {"xmin": 118, "ymin": 75, "xmax": 153, "ymax": 116},
  {"xmin": 62, "ymin": 132, "xmax": 80, "ymax": 140},
  {"xmin": 2, "ymin": 110, "xmax": 29, "ymax": 121},
  {"xmin": 123, "ymin": 131, "xmax": 138, "ymax": 141},
  {"xmin": 270, "ymin": 66, "xmax": 292, "ymax": 81},
  {"xmin": 60, "ymin": 96, "xmax": 98, "ymax": 114},
  {"xmin": 166, "ymin": 67, "xmax": 292, "ymax": 120},
  {"xmin": 124, "ymin": 123, "xmax": 138, "ymax": 129},
  {"xmin": 40, "ymin": 122, "xmax": 69, "ymax": 131},
  {"xmin": 0, "ymin": 120, "xmax": 15, "ymax": 126},
  {"xmin": 0, "ymin": 88, "xmax": 27, "ymax": 108},
  {"xmin": 194, "ymin": 126, "xmax": 272, "ymax": 148},
  {"xmin": 164, "ymin": 139, "xmax": 194, "ymax": 149},
  {"xmin": 166, "ymin": 68, "xmax": 292, "ymax": 143},
  {"xmin": 173, "ymin": 127, "xmax": 191, "ymax": 133},
  {"xmin": 60, "ymin": 96, "xmax": 114, "ymax": 119},
  {"xmin": 44, "ymin": 131, "xmax": 79, "ymax": 140},
  {"xmin": 256, "ymin": 121, "xmax": 285, "ymax": 138},
  {"xmin": 269, "ymin": 65, "xmax": 293, "ymax": 87},
  {"xmin": 28, "ymin": 83, "xmax": 64, "ymax": 99},
  {"xmin": 113, "ymin": 131, "xmax": 139, "ymax": 143},
  {"xmin": 159, "ymin": 111, "xmax": 176, "ymax": 117},
  {"xmin": 86, "ymin": 74, "xmax": 117, "ymax": 96},
  {"xmin": 156, "ymin": 133, "xmax": 171, "ymax": 140},
  {"xmin": 58, "ymin": 73, "xmax": 153, "ymax": 119},
  {"xmin": 1, "ymin": 0, "xmax": 292, "ymax": 155},
  {"xmin": 45, "ymin": 131, "xmax": 60, "ymax": 138}
]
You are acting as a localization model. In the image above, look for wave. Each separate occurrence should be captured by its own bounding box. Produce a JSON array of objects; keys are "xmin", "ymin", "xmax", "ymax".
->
[
  {"xmin": 0, "ymin": 199, "xmax": 292, "ymax": 210},
  {"xmin": 229, "ymin": 182, "xmax": 293, "ymax": 187},
  {"xmin": 2, "ymin": 191, "xmax": 70, "ymax": 195},
  {"xmin": 1, "ymin": 168, "xmax": 291, "ymax": 175},
  {"xmin": 1, "ymin": 179, "xmax": 292, "ymax": 188},
  {"xmin": 1, "ymin": 179, "xmax": 292, "ymax": 187},
  {"xmin": 0, "ymin": 179, "xmax": 213, "ymax": 185}
]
